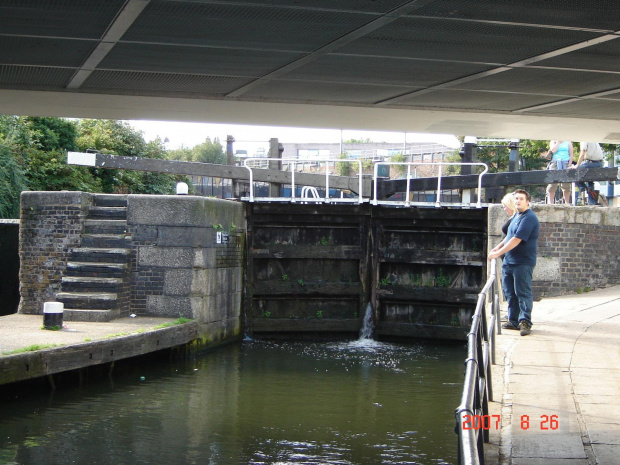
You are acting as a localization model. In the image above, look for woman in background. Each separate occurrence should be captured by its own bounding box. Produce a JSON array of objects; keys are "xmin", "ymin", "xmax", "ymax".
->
[
  {"xmin": 501, "ymin": 192, "xmax": 516, "ymax": 236},
  {"xmin": 544, "ymin": 140, "xmax": 573, "ymax": 204}
]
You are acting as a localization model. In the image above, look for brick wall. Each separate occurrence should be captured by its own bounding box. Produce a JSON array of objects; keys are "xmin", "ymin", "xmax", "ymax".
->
[
  {"xmin": 488, "ymin": 204, "xmax": 620, "ymax": 299},
  {"xmin": 18, "ymin": 191, "xmax": 90, "ymax": 314}
]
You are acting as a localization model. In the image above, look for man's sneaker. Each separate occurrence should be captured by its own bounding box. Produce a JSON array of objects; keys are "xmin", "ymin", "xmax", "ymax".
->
[
  {"xmin": 502, "ymin": 321, "xmax": 519, "ymax": 330},
  {"xmin": 519, "ymin": 320, "xmax": 532, "ymax": 336}
]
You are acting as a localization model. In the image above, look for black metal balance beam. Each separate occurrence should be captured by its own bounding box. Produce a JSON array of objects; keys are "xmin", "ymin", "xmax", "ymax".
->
[
  {"xmin": 377, "ymin": 167, "xmax": 620, "ymax": 198},
  {"xmin": 67, "ymin": 152, "xmax": 372, "ymax": 196}
]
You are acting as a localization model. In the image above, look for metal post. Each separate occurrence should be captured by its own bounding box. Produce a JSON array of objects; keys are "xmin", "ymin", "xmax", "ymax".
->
[
  {"xmin": 508, "ymin": 139, "xmax": 520, "ymax": 172},
  {"xmin": 462, "ymin": 137, "xmax": 477, "ymax": 204},
  {"xmin": 268, "ymin": 138, "xmax": 282, "ymax": 198},
  {"xmin": 226, "ymin": 135, "xmax": 240, "ymax": 198}
]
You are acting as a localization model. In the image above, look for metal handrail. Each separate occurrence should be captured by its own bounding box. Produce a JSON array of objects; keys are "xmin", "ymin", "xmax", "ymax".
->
[
  {"xmin": 455, "ymin": 258, "xmax": 500, "ymax": 465},
  {"xmin": 372, "ymin": 162, "xmax": 489, "ymax": 208},
  {"xmin": 242, "ymin": 157, "xmax": 364, "ymax": 204}
]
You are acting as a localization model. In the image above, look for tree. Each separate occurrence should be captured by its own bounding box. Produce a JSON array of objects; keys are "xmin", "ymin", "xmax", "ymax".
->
[
  {"xmin": 167, "ymin": 146, "xmax": 193, "ymax": 162},
  {"xmin": 0, "ymin": 140, "xmax": 28, "ymax": 219},
  {"xmin": 75, "ymin": 119, "xmax": 179, "ymax": 194},
  {"xmin": 191, "ymin": 137, "xmax": 226, "ymax": 164},
  {"xmin": 26, "ymin": 116, "xmax": 78, "ymax": 152},
  {"xmin": 76, "ymin": 119, "xmax": 146, "ymax": 157},
  {"xmin": 141, "ymin": 138, "xmax": 182, "ymax": 195},
  {"xmin": 22, "ymin": 147, "xmax": 101, "ymax": 193}
]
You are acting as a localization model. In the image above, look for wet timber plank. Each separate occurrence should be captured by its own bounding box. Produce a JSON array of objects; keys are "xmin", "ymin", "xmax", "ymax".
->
[
  {"xmin": 376, "ymin": 287, "xmax": 479, "ymax": 304},
  {"xmin": 253, "ymin": 282, "xmax": 362, "ymax": 296},
  {"xmin": 248, "ymin": 318, "xmax": 360, "ymax": 333},
  {"xmin": 376, "ymin": 322, "xmax": 468, "ymax": 341},
  {"xmin": 380, "ymin": 249, "xmax": 484, "ymax": 266}
]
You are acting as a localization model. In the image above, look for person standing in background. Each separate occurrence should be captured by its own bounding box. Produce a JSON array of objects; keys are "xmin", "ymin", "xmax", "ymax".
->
[
  {"xmin": 543, "ymin": 140, "xmax": 573, "ymax": 204},
  {"xmin": 489, "ymin": 189, "xmax": 539, "ymax": 337},
  {"xmin": 570, "ymin": 142, "xmax": 605, "ymax": 205},
  {"xmin": 500, "ymin": 192, "xmax": 516, "ymax": 236}
]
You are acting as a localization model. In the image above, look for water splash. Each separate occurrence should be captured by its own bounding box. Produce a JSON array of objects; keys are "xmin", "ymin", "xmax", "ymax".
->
[{"xmin": 359, "ymin": 302, "xmax": 374, "ymax": 340}]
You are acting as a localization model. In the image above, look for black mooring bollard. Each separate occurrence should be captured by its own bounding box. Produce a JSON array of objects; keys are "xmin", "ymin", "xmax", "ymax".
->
[{"xmin": 43, "ymin": 302, "xmax": 63, "ymax": 330}]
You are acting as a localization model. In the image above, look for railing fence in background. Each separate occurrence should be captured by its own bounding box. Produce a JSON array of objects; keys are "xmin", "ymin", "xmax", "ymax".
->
[
  {"xmin": 372, "ymin": 162, "xmax": 488, "ymax": 208},
  {"xmin": 242, "ymin": 157, "xmax": 365, "ymax": 204},
  {"xmin": 242, "ymin": 157, "xmax": 489, "ymax": 207},
  {"xmin": 455, "ymin": 258, "xmax": 500, "ymax": 465}
]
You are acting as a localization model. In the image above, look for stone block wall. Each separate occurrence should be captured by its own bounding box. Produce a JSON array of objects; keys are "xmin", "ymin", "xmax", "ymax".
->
[
  {"xmin": 18, "ymin": 191, "xmax": 90, "ymax": 314},
  {"xmin": 127, "ymin": 195, "xmax": 246, "ymax": 343},
  {"xmin": 488, "ymin": 204, "xmax": 620, "ymax": 299}
]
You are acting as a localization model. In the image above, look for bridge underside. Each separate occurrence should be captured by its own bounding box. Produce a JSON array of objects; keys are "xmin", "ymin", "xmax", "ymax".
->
[{"xmin": 2, "ymin": 1, "xmax": 620, "ymax": 142}]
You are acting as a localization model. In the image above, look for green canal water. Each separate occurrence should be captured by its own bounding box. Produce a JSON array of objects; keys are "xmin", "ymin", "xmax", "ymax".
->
[{"xmin": 0, "ymin": 339, "xmax": 466, "ymax": 464}]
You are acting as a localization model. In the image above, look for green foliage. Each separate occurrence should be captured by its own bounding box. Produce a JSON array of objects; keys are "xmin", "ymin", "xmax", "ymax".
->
[
  {"xmin": 435, "ymin": 269, "xmax": 451, "ymax": 288},
  {"xmin": 379, "ymin": 274, "xmax": 392, "ymax": 288},
  {"xmin": 75, "ymin": 119, "xmax": 179, "ymax": 194},
  {"xmin": 390, "ymin": 152, "xmax": 407, "ymax": 176},
  {"xmin": 408, "ymin": 273, "xmax": 424, "ymax": 287},
  {"xmin": 474, "ymin": 141, "xmax": 510, "ymax": 173},
  {"xmin": 152, "ymin": 317, "xmax": 193, "ymax": 329},
  {"xmin": 0, "ymin": 141, "xmax": 28, "ymax": 218},
  {"xmin": 0, "ymin": 115, "xmax": 34, "ymax": 146},
  {"xmin": 166, "ymin": 146, "xmax": 193, "ymax": 161},
  {"xmin": 26, "ymin": 116, "xmax": 78, "ymax": 152},
  {"xmin": 195, "ymin": 137, "xmax": 226, "ymax": 164},
  {"xmin": 0, "ymin": 115, "xmax": 223, "ymax": 210},
  {"xmin": 3, "ymin": 343, "xmax": 58, "ymax": 355},
  {"xmin": 516, "ymin": 139, "xmax": 554, "ymax": 171},
  {"xmin": 76, "ymin": 119, "xmax": 147, "ymax": 193},
  {"xmin": 335, "ymin": 153, "xmax": 352, "ymax": 176},
  {"xmin": 76, "ymin": 119, "xmax": 146, "ymax": 156},
  {"xmin": 22, "ymin": 148, "xmax": 101, "ymax": 192}
]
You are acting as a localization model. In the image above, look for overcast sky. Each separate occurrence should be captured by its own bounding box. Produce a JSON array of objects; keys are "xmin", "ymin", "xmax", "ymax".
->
[{"xmin": 126, "ymin": 120, "xmax": 461, "ymax": 152}]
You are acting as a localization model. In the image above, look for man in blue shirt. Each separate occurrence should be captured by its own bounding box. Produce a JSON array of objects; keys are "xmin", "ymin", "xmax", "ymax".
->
[{"xmin": 488, "ymin": 189, "xmax": 539, "ymax": 336}]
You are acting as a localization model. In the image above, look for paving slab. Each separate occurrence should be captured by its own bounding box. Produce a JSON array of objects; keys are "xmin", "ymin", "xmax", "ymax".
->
[
  {"xmin": 0, "ymin": 314, "xmax": 198, "ymax": 385},
  {"xmin": 485, "ymin": 284, "xmax": 620, "ymax": 465}
]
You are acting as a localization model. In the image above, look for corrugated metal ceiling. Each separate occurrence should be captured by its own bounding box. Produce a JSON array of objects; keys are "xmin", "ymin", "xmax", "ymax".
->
[{"xmin": 1, "ymin": 0, "xmax": 620, "ymax": 138}]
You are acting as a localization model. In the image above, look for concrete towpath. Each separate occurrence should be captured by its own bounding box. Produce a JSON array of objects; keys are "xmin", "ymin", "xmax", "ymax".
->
[{"xmin": 485, "ymin": 285, "xmax": 620, "ymax": 465}]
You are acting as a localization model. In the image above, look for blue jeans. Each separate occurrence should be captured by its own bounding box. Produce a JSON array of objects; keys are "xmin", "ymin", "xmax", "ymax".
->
[
  {"xmin": 576, "ymin": 160, "xmax": 603, "ymax": 205},
  {"xmin": 502, "ymin": 263, "xmax": 534, "ymax": 327}
]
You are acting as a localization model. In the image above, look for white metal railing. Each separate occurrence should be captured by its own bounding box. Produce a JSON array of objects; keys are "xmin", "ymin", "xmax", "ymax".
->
[
  {"xmin": 372, "ymin": 162, "xmax": 489, "ymax": 208},
  {"xmin": 242, "ymin": 157, "xmax": 365, "ymax": 204},
  {"xmin": 454, "ymin": 258, "xmax": 500, "ymax": 465}
]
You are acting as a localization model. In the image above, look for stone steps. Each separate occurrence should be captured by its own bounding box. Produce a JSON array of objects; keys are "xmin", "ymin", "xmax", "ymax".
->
[
  {"xmin": 61, "ymin": 276, "xmax": 123, "ymax": 292},
  {"xmin": 56, "ymin": 194, "xmax": 131, "ymax": 322},
  {"xmin": 66, "ymin": 261, "xmax": 127, "ymax": 278},
  {"xmin": 70, "ymin": 247, "xmax": 131, "ymax": 263},
  {"xmin": 55, "ymin": 291, "xmax": 118, "ymax": 309},
  {"xmin": 84, "ymin": 219, "xmax": 128, "ymax": 235},
  {"xmin": 88, "ymin": 206, "xmax": 127, "ymax": 220},
  {"xmin": 93, "ymin": 194, "xmax": 129, "ymax": 208},
  {"xmin": 80, "ymin": 233, "xmax": 131, "ymax": 248},
  {"xmin": 62, "ymin": 308, "xmax": 122, "ymax": 322}
]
